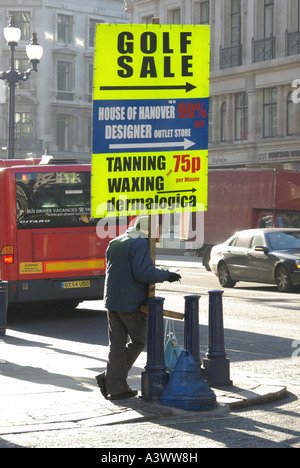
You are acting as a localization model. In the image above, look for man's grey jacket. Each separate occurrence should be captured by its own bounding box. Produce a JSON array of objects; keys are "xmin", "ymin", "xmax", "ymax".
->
[{"xmin": 104, "ymin": 228, "xmax": 170, "ymax": 313}]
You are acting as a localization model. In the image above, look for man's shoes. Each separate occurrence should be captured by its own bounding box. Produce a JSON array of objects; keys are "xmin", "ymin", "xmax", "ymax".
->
[
  {"xmin": 95, "ymin": 373, "xmax": 108, "ymax": 399},
  {"xmin": 95, "ymin": 374, "xmax": 138, "ymax": 400},
  {"xmin": 110, "ymin": 389, "xmax": 138, "ymax": 400}
]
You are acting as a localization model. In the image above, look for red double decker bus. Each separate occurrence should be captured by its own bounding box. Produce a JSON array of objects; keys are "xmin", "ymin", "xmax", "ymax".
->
[{"xmin": 0, "ymin": 159, "xmax": 125, "ymax": 309}]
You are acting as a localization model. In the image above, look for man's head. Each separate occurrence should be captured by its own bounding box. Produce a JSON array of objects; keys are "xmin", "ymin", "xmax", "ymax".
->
[{"xmin": 134, "ymin": 216, "xmax": 149, "ymax": 235}]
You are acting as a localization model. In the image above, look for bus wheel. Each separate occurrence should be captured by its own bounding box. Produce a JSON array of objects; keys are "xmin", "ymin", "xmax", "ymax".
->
[
  {"xmin": 60, "ymin": 300, "xmax": 80, "ymax": 311},
  {"xmin": 67, "ymin": 300, "xmax": 80, "ymax": 310}
]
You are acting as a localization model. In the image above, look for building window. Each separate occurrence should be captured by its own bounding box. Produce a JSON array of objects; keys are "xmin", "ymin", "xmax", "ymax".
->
[
  {"xmin": 88, "ymin": 116, "xmax": 92, "ymax": 150},
  {"xmin": 16, "ymin": 113, "xmax": 32, "ymax": 139},
  {"xmin": 15, "ymin": 59, "xmax": 30, "ymax": 89},
  {"xmin": 143, "ymin": 16, "xmax": 155, "ymax": 24},
  {"xmin": 88, "ymin": 63, "xmax": 93, "ymax": 101},
  {"xmin": 286, "ymin": 0, "xmax": 300, "ymax": 56},
  {"xmin": 235, "ymin": 93, "xmax": 248, "ymax": 140},
  {"xmin": 88, "ymin": 63, "xmax": 93, "ymax": 94},
  {"xmin": 10, "ymin": 11, "xmax": 30, "ymax": 41},
  {"xmin": 231, "ymin": 0, "xmax": 241, "ymax": 46},
  {"xmin": 252, "ymin": 0, "xmax": 275, "ymax": 62},
  {"xmin": 89, "ymin": 19, "xmax": 103, "ymax": 48},
  {"xmin": 195, "ymin": 1, "xmax": 210, "ymax": 24},
  {"xmin": 287, "ymin": 92, "xmax": 294, "ymax": 136},
  {"xmin": 57, "ymin": 14, "xmax": 73, "ymax": 44},
  {"xmin": 220, "ymin": 0, "xmax": 242, "ymax": 68},
  {"xmin": 221, "ymin": 102, "xmax": 227, "ymax": 142},
  {"xmin": 57, "ymin": 115, "xmax": 70, "ymax": 151},
  {"xmin": 89, "ymin": 19, "xmax": 97, "ymax": 48},
  {"xmin": 172, "ymin": 9, "xmax": 181, "ymax": 24},
  {"xmin": 57, "ymin": 61, "xmax": 73, "ymax": 101},
  {"xmin": 264, "ymin": 0, "xmax": 274, "ymax": 38},
  {"xmin": 200, "ymin": 1, "xmax": 210, "ymax": 24},
  {"xmin": 263, "ymin": 88, "xmax": 277, "ymax": 138}
]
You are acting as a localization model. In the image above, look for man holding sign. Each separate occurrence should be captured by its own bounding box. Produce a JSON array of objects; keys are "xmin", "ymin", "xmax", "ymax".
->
[
  {"xmin": 92, "ymin": 22, "xmax": 210, "ymax": 399},
  {"xmin": 96, "ymin": 217, "xmax": 180, "ymax": 400}
]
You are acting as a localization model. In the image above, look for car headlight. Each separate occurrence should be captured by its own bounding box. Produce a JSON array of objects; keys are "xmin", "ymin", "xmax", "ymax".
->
[{"xmin": 295, "ymin": 260, "xmax": 300, "ymax": 269}]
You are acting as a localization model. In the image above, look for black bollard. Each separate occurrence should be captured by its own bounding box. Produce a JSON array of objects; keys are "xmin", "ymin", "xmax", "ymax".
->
[
  {"xmin": 184, "ymin": 295, "xmax": 202, "ymax": 368},
  {"xmin": 203, "ymin": 290, "xmax": 232, "ymax": 387},
  {"xmin": 141, "ymin": 297, "xmax": 169, "ymax": 400}
]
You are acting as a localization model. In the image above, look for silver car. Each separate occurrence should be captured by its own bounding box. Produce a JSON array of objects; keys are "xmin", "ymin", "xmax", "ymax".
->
[{"xmin": 209, "ymin": 228, "xmax": 300, "ymax": 292}]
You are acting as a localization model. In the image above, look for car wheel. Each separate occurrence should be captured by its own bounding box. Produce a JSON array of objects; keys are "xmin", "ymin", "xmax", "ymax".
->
[
  {"xmin": 203, "ymin": 246, "xmax": 212, "ymax": 271},
  {"xmin": 275, "ymin": 265, "xmax": 294, "ymax": 293},
  {"xmin": 218, "ymin": 262, "xmax": 236, "ymax": 288}
]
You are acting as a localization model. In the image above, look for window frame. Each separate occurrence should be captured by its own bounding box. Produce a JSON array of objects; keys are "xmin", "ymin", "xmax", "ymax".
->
[
  {"xmin": 9, "ymin": 11, "xmax": 31, "ymax": 41},
  {"xmin": 56, "ymin": 114, "xmax": 70, "ymax": 152},
  {"xmin": 235, "ymin": 92, "xmax": 248, "ymax": 141},
  {"xmin": 264, "ymin": 0, "xmax": 274, "ymax": 38},
  {"xmin": 221, "ymin": 102, "xmax": 227, "ymax": 142},
  {"xmin": 287, "ymin": 91, "xmax": 294, "ymax": 136},
  {"xmin": 57, "ymin": 13, "xmax": 73, "ymax": 44},
  {"xmin": 263, "ymin": 87, "xmax": 278, "ymax": 138},
  {"xmin": 231, "ymin": 0, "xmax": 241, "ymax": 46}
]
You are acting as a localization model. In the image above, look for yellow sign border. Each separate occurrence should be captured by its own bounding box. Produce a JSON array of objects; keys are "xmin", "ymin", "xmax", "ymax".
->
[
  {"xmin": 92, "ymin": 24, "xmax": 210, "ymax": 217},
  {"xmin": 93, "ymin": 24, "xmax": 210, "ymax": 101},
  {"xmin": 91, "ymin": 150, "xmax": 207, "ymax": 217}
]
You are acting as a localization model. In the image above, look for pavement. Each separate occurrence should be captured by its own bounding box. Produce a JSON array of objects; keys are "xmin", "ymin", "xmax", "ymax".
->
[{"xmin": 0, "ymin": 254, "xmax": 288, "ymax": 437}]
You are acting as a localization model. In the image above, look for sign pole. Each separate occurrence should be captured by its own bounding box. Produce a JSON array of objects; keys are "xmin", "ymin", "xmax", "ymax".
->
[
  {"xmin": 148, "ymin": 216, "xmax": 156, "ymax": 298},
  {"xmin": 148, "ymin": 16, "xmax": 160, "ymax": 299},
  {"xmin": 144, "ymin": 16, "xmax": 168, "ymax": 396}
]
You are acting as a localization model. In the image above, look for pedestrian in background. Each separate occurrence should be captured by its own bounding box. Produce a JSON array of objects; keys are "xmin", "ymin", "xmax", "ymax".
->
[{"xmin": 96, "ymin": 216, "xmax": 181, "ymax": 400}]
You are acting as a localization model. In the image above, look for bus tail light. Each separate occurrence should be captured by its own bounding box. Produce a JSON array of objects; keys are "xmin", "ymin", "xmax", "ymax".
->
[{"xmin": 1, "ymin": 246, "xmax": 14, "ymax": 264}]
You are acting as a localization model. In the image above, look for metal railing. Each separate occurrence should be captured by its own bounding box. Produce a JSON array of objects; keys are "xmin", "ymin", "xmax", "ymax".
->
[
  {"xmin": 219, "ymin": 44, "xmax": 242, "ymax": 69},
  {"xmin": 286, "ymin": 30, "xmax": 300, "ymax": 56},
  {"xmin": 252, "ymin": 36, "xmax": 275, "ymax": 63},
  {"xmin": 57, "ymin": 91, "xmax": 74, "ymax": 101}
]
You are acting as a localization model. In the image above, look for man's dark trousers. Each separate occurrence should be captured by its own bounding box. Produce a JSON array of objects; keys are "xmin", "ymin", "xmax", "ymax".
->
[{"xmin": 105, "ymin": 309, "xmax": 148, "ymax": 394}]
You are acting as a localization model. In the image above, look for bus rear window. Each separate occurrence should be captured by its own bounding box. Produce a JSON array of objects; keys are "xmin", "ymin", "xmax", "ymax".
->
[{"xmin": 16, "ymin": 171, "xmax": 96, "ymax": 229}]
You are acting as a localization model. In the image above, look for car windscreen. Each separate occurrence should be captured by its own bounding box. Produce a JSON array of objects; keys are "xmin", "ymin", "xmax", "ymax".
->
[
  {"xmin": 266, "ymin": 231, "xmax": 300, "ymax": 250},
  {"xmin": 16, "ymin": 171, "xmax": 96, "ymax": 229}
]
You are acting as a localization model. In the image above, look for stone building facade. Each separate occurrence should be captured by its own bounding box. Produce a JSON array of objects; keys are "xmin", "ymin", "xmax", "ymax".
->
[
  {"xmin": 0, "ymin": 0, "xmax": 128, "ymax": 160},
  {"xmin": 125, "ymin": 0, "xmax": 300, "ymax": 170}
]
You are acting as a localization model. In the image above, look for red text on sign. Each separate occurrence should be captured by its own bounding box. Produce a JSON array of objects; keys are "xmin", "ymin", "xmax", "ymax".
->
[{"xmin": 173, "ymin": 154, "xmax": 201, "ymax": 173}]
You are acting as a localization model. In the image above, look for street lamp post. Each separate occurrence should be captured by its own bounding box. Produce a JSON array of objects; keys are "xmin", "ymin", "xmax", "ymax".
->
[{"xmin": 0, "ymin": 16, "xmax": 43, "ymax": 159}]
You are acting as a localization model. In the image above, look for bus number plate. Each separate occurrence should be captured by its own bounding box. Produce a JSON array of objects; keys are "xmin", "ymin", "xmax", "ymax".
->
[{"xmin": 62, "ymin": 280, "xmax": 91, "ymax": 289}]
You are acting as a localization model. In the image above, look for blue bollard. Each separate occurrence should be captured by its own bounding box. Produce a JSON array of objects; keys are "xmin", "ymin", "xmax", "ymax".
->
[
  {"xmin": 184, "ymin": 295, "xmax": 202, "ymax": 368},
  {"xmin": 141, "ymin": 297, "xmax": 169, "ymax": 400},
  {"xmin": 203, "ymin": 290, "xmax": 233, "ymax": 387},
  {"xmin": 0, "ymin": 281, "xmax": 8, "ymax": 336}
]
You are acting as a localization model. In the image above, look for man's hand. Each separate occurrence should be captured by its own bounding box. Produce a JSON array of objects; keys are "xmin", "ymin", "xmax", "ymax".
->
[{"xmin": 168, "ymin": 272, "xmax": 181, "ymax": 283}]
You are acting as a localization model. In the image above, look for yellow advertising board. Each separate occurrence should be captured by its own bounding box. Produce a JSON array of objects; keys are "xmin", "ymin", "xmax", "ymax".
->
[{"xmin": 92, "ymin": 24, "xmax": 210, "ymax": 217}]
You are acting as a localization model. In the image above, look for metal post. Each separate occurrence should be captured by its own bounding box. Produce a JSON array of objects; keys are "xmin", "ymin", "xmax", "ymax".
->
[
  {"xmin": 0, "ymin": 17, "xmax": 43, "ymax": 159},
  {"xmin": 203, "ymin": 290, "xmax": 233, "ymax": 387},
  {"xmin": 184, "ymin": 295, "xmax": 202, "ymax": 368},
  {"xmin": 141, "ymin": 296, "xmax": 169, "ymax": 400},
  {"xmin": 8, "ymin": 44, "xmax": 16, "ymax": 160}
]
